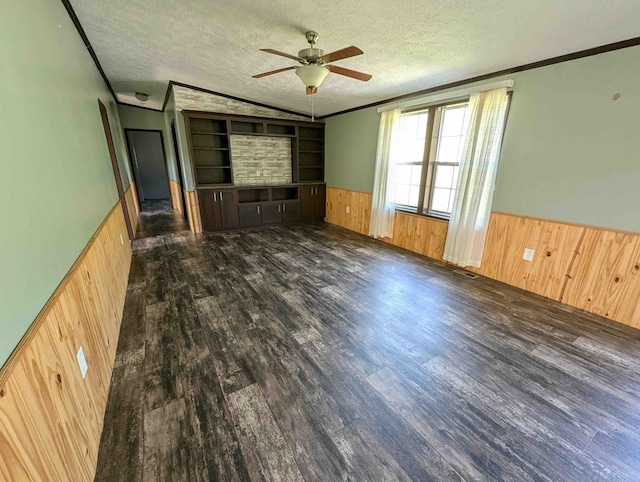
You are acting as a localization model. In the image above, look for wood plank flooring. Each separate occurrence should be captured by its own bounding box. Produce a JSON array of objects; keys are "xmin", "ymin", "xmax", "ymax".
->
[
  {"xmin": 95, "ymin": 221, "xmax": 640, "ymax": 481},
  {"xmin": 136, "ymin": 199, "xmax": 190, "ymax": 239}
]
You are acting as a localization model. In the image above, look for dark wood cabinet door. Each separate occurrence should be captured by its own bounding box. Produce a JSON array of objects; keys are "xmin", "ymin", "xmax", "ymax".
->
[
  {"xmin": 238, "ymin": 204, "xmax": 262, "ymax": 227},
  {"xmin": 282, "ymin": 200, "xmax": 300, "ymax": 222},
  {"xmin": 198, "ymin": 190, "xmax": 222, "ymax": 231},
  {"xmin": 314, "ymin": 185, "xmax": 326, "ymax": 219},
  {"xmin": 219, "ymin": 190, "xmax": 239, "ymax": 229},
  {"xmin": 300, "ymin": 186, "xmax": 315, "ymax": 221},
  {"xmin": 261, "ymin": 202, "xmax": 283, "ymax": 224}
]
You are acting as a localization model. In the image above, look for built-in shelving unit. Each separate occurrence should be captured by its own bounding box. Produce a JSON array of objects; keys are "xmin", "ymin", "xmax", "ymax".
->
[
  {"xmin": 184, "ymin": 111, "xmax": 325, "ymax": 232},
  {"xmin": 183, "ymin": 111, "xmax": 325, "ymax": 188},
  {"xmin": 186, "ymin": 117, "xmax": 233, "ymax": 185},
  {"xmin": 297, "ymin": 126, "xmax": 324, "ymax": 182}
]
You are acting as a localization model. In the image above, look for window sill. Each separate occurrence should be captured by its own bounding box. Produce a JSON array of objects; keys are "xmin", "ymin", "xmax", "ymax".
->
[{"xmin": 393, "ymin": 207, "xmax": 450, "ymax": 223}]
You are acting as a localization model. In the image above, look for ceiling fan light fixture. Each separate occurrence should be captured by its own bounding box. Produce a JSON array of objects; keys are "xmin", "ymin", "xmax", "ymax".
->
[{"xmin": 295, "ymin": 65, "xmax": 329, "ymax": 90}]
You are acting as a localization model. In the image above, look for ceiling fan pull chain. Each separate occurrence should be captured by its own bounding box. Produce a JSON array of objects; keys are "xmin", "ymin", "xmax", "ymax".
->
[{"xmin": 311, "ymin": 94, "xmax": 315, "ymax": 122}]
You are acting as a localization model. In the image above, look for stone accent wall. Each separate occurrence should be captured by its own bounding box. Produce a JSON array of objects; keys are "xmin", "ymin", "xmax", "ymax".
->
[
  {"xmin": 174, "ymin": 85, "xmax": 307, "ymax": 121},
  {"xmin": 230, "ymin": 135, "xmax": 292, "ymax": 186}
]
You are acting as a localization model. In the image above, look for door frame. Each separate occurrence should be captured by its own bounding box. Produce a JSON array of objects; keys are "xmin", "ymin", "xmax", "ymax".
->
[
  {"xmin": 98, "ymin": 100, "xmax": 134, "ymax": 241},
  {"xmin": 170, "ymin": 120, "xmax": 188, "ymax": 219},
  {"xmin": 124, "ymin": 128, "xmax": 171, "ymax": 206}
]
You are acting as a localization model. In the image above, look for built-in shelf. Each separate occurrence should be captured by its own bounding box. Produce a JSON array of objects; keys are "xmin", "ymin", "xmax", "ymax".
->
[
  {"xmin": 238, "ymin": 188, "xmax": 269, "ymax": 203},
  {"xmin": 184, "ymin": 111, "xmax": 324, "ymax": 187},
  {"xmin": 272, "ymin": 186, "xmax": 298, "ymax": 201}
]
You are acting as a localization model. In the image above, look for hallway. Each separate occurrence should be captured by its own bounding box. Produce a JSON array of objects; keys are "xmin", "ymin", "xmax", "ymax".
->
[{"xmin": 135, "ymin": 200, "xmax": 190, "ymax": 239}]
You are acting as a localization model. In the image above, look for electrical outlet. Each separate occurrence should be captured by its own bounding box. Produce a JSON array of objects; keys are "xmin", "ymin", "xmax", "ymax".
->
[
  {"xmin": 256, "ymin": 170, "xmax": 261, "ymax": 176},
  {"xmin": 523, "ymin": 248, "xmax": 535, "ymax": 261},
  {"xmin": 119, "ymin": 233, "xmax": 124, "ymax": 245},
  {"xmin": 77, "ymin": 346, "xmax": 88, "ymax": 379},
  {"xmin": 263, "ymin": 170, "xmax": 268, "ymax": 176},
  {"xmin": 346, "ymin": 205, "xmax": 350, "ymax": 214}
]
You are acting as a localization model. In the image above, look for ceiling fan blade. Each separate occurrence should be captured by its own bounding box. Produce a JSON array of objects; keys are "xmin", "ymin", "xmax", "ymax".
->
[
  {"xmin": 252, "ymin": 66, "xmax": 297, "ymax": 79},
  {"xmin": 260, "ymin": 48, "xmax": 304, "ymax": 62},
  {"xmin": 327, "ymin": 65, "xmax": 372, "ymax": 82},
  {"xmin": 321, "ymin": 46, "xmax": 363, "ymax": 63}
]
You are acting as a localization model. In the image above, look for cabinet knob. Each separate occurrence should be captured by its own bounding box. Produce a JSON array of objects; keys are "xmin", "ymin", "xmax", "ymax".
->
[
  {"xmin": 283, "ymin": 203, "xmax": 286, "ymax": 212},
  {"xmin": 278, "ymin": 204, "xmax": 281, "ymax": 213},
  {"xmin": 257, "ymin": 205, "xmax": 260, "ymax": 214},
  {"xmin": 220, "ymin": 192, "xmax": 224, "ymax": 201},
  {"xmin": 213, "ymin": 193, "xmax": 217, "ymax": 202}
]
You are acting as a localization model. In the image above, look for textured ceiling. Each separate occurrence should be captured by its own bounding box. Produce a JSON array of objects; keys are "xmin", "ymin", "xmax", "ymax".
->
[{"xmin": 69, "ymin": 0, "xmax": 640, "ymax": 116}]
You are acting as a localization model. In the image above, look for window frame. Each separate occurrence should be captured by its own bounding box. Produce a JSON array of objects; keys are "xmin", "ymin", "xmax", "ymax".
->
[{"xmin": 392, "ymin": 92, "xmax": 512, "ymax": 220}]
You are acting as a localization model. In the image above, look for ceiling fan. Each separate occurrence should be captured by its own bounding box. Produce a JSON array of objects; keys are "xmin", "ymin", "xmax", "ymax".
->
[{"xmin": 253, "ymin": 31, "xmax": 372, "ymax": 95}]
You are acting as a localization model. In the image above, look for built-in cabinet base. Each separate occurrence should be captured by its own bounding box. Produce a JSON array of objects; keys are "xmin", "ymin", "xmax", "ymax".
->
[{"xmin": 199, "ymin": 183, "xmax": 325, "ymax": 232}]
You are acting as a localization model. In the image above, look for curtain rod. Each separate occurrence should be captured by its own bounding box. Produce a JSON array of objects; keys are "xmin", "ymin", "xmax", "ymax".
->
[{"xmin": 377, "ymin": 79, "xmax": 515, "ymax": 113}]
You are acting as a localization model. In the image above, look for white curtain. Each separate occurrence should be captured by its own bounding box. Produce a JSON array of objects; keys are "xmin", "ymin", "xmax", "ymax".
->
[
  {"xmin": 369, "ymin": 109, "xmax": 401, "ymax": 239},
  {"xmin": 443, "ymin": 88, "xmax": 509, "ymax": 267}
]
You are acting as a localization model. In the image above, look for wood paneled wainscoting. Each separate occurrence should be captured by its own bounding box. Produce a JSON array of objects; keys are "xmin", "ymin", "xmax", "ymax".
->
[
  {"xmin": 124, "ymin": 181, "xmax": 140, "ymax": 236},
  {"xmin": 169, "ymin": 180, "xmax": 183, "ymax": 214},
  {"xmin": 0, "ymin": 203, "xmax": 132, "ymax": 480},
  {"xmin": 184, "ymin": 189, "xmax": 203, "ymax": 234},
  {"xmin": 326, "ymin": 186, "xmax": 640, "ymax": 329}
]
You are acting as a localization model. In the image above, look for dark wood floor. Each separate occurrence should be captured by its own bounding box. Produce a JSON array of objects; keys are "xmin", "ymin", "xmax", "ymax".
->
[
  {"xmin": 96, "ymin": 219, "xmax": 640, "ymax": 481},
  {"xmin": 136, "ymin": 199, "xmax": 190, "ymax": 239}
]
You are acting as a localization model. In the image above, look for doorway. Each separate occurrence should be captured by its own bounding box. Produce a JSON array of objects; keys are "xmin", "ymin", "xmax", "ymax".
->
[
  {"xmin": 125, "ymin": 129, "xmax": 171, "ymax": 211},
  {"xmin": 171, "ymin": 121, "xmax": 188, "ymax": 219},
  {"xmin": 98, "ymin": 100, "xmax": 134, "ymax": 241}
]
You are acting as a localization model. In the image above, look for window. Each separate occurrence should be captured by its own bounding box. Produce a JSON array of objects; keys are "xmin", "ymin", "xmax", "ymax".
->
[
  {"xmin": 389, "ymin": 101, "xmax": 471, "ymax": 218},
  {"xmin": 390, "ymin": 111, "xmax": 428, "ymax": 209}
]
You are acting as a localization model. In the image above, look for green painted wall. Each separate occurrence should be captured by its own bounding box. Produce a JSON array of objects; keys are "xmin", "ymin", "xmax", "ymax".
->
[
  {"xmin": 119, "ymin": 103, "xmax": 179, "ymax": 182},
  {"xmin": 0, "ymin": 0, "xmax": 127, "ymax": 366},
  {"xmin": 325, "ymin": 107, "xmax": 380, "ymax": 193},
  {"xmin": 165, "ymin": 91, "xmax": 195, "ymax": 189},
  {"xmin": 118, "ymin": 104, "xmax": 166, "ymax": 131},
  {"xmin": 325, "ymin": 46, "xmax": 640, "ymax": 233}
]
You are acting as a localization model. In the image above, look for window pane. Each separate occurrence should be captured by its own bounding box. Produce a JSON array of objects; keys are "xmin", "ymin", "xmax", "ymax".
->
[
  {"xmin": 416, "ymin": 114, "xmax": 428, "ymax": 137},
  {"xmin": 398, "ymin": 112, "xmax": 427, "ymax": 140},
  {"xmin": 392, "ymin": 111, "xmax": 429, "ymax": 209},
  {"xmin": 396, "ymin": 165, "xmax": 412, "ymax": 184},
  {"xmin": 411, "ymin": 165, "xmax": 423, "ymax": 185},
  {"xmin": 397, "ymin": 139, "xmax": 425, "ymax": 163},
  {"xmin": 431, "ymin": 188, "xmax": 451, "ymax": 213},
  {"xmin": 393, "ymin": 185, "xmax": 410, "ymax": 205},
  {"xmin": 434, "ymin": 165, "xmax": 455, "ymax": 189},
  {"xmin": 408, "ymin": 185, "xmax": 420, "ymax": 207},
  {"xmin": 440, "ymin": 106, "xmax": 467, "ymax": 137},
  {"xmin": 452, "ymin": 165, "xmax": 460, "ymax": 187},
  {"xmin": 436, "ymin": 136, "xmax": 463, "ymax": 163}
]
